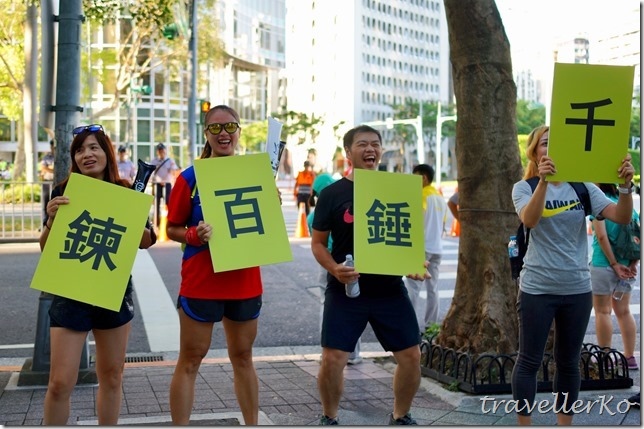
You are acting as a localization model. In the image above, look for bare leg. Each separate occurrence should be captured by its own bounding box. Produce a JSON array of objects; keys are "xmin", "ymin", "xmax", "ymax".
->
[
  {"xmin": 317, "ymin": 347, "xmax": 349, "ymax": 419},
  {"xmin": 169, "ymin": 309, "xmax": 214, "ymax": 425},
  {"xmin": 612, "ymin": 293, "xmax": 637, "ymax": 357},
  {"xmin": 43, "ymin": 328, "xmax": 87, "ymax": 425},
  {"xmin": 223, "ymin": 317, "xmax": 259, "ymax": 425},
  {"xmin": 593, "ymin": 294, "xmax": 613, "ymax": 348},
  {"xmin": 93, "ymin": 323, "xmax": 131, "ymax": 425},
  {"xmin": 391, "ymin": 345, "xmax": 421, "ymax": 419}
]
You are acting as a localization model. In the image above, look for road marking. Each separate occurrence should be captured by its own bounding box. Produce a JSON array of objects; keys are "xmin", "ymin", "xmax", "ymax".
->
[{"xmin": 131, "ymin": 249, "xmax": 180, "ymax": 352}]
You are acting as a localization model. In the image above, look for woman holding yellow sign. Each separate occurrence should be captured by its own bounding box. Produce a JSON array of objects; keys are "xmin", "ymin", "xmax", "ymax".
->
[
  {"xmin": 511, "ymin": 125, "xmax": 635, "ymax": 426},
  {"xmin": 166, "ymin": 105, "xmax": 263, "ymax": 425},
  {"xmin": 40, "ymin": 124, "xmax": 156, "ymax": 425}
]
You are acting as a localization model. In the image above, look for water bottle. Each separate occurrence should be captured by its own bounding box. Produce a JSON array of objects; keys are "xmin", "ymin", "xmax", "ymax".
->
[
  {"xmin": 613, "ymin": 278, "xmax": 634, "ymax": 301},
  {"xmin": 343, "ymin": 254, "xmax": 360, "ymax": 298},
  {"xmin": 508, "ymin": 235, "xmax": 519, "ymax": 258}
]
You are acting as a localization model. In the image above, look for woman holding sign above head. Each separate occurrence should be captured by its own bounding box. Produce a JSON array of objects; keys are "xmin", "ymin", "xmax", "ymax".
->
[
  {"xmin": 166, "ymin": 105, "xmax": 264, "ymax": 425},
  {"xmin": 39, "ymin": 124, "xmax": 156, "ymax": 425},
  {"xmin": 511, "ymin": 125, "xmax": 636, "ymax": 426}
]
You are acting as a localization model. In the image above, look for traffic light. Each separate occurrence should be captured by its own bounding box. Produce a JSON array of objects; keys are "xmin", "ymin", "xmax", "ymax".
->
[{"xmin": 200, "ymin": 100, "xmax": 211, "ymax": 124}]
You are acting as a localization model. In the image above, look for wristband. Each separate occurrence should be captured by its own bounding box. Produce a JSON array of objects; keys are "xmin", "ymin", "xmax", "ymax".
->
[
  {"xmin": 185, "ymin": 226, "xmax": 204, "ymax": 247},
  {"xmin": 617, "ymin": 183, "xmax": 634, "ymax": 194}
]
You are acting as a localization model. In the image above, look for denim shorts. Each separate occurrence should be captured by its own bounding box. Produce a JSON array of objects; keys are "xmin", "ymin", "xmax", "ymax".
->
[{"xmin": 177, "ymin": 295, "xmax": 262, "ymax": 323}]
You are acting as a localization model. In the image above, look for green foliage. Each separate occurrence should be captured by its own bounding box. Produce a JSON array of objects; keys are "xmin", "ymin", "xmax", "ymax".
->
[
  {"xmin": 389, "ymin": 99, "xmax": 456, "ymax": 149},
  {"xmin": 239, "ymin": 121, "xmax": 269, "ymax": 153},
  {"xmin": 0, "ymin": 0, "xmax": 27, "ymax": 121},
  {"xmin": 630, "ymin": 105, "xmax": 640, "ymax": 142},
  {"xmin": 271, "ymin": 110, "xmax": 325, "ymax": 145},
  {"xmin": 0, "ymin": 183, "xmax": 40, "ymax": 204},
  {"xmin": 629, "ymin": 149, "xmax": 640, "ymax": 185},
  {"xmin": 423, "ymin": 322, "xmax": 441, "ymax": 338},
  {"xmin": 446, "ymin": 380, "xmax": 460, "ymax": 392},
  {"xmin": 515, "ymin": 100, "xmax": 546, "ymax": 134},
  {"xmin": 518, "ymin": 134, "xmax": 529, "ymax": 169}
]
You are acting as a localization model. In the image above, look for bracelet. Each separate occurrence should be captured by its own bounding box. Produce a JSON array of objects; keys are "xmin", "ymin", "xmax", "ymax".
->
[
  {"xmin": 185, "ymin": 226, "xmax": 204, "ymax": 247},
  {"xmin": 617, "ymin": 183, "xmax": 634, "ymax": 194},
  {"xmin": 44, "ymin": 222, "xmax": 52, "ymax": 231}
]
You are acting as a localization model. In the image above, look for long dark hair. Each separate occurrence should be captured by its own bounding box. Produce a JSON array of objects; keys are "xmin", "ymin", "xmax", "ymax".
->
[
  {"xmin": 59, "ymin": 128, "xmax": 130, "ymax": 190},
  {"xmin": 598, "ymin": 183, "xmax": 618, "ymax": 198},
  {"xmin": 200, "ymin": 105, "xmax": 241, "ymax": 159}
]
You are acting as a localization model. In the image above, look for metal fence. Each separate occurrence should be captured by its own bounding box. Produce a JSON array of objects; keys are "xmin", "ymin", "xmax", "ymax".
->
[{"xmin": 0, "ymin": 181, "xmax": 47, "ymax": 241}]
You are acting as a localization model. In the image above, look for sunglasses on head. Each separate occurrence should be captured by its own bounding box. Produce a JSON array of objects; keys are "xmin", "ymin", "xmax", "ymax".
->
[
  {"xmin": 72, "ymin": 124, "xmax": 104, "ymax": 137},
  {"xmin": 206, "ymin": 122, "xmax": 240, "ymax": 135}
]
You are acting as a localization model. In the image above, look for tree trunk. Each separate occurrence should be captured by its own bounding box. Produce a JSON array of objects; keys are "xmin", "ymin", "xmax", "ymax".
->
[{"xmin": 437, "ymin": 0, "xmax": 524, "ymax": 355}]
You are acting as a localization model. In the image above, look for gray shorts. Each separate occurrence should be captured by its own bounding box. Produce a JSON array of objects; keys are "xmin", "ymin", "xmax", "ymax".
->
[{"xmin": 590, "ymin": 266, "xmax": 633, "ymax": 295}]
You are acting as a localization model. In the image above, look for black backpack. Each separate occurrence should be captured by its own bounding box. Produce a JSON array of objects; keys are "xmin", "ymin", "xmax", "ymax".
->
[{"xmin": 510, "ymin": 177, "xmax": 591, "ymax": 281}]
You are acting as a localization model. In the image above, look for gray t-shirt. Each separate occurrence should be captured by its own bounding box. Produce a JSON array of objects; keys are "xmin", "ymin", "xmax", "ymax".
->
[{"xmin": 512, "ymin": 180, "xmax": 611, "ymax": 295}]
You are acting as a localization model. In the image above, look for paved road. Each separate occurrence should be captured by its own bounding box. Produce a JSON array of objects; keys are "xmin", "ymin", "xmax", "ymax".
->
[{"xmin": 0, "ymin": 185, "xmax": 639, "ymax": 365}]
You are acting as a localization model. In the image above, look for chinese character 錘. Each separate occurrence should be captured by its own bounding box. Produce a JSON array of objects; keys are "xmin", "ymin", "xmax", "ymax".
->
[{"xmin": 365, "ymin": 199, "xmax": 412, "ymax": 247}]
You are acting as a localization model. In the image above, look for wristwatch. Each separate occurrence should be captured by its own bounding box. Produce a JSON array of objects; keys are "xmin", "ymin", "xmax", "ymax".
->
[{"xmin": 617, "ymin": 183, "xmax": 635, "ymax": 194}]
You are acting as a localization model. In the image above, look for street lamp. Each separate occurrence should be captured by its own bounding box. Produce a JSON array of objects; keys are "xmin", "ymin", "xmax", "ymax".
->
[
  {"xmin": 362, "ymin": 115, "xmax": 424, "ymax": 169},
  {"xmin": 435, "ymin": 102, "xmax": 456, "ymax": 187}
]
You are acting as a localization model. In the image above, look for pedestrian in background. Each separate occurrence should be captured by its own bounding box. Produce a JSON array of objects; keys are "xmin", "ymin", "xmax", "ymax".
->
[
  {"xmin": 294, "ymin": 160, "xmax": 315, "ymax": 215},
  {"xmin": 166, "ymin": 105, "xmax": 263, "ymax": 425},
  {"xmin": 590, "ymin": 183, "xmax": 639, "ymax": 370},
  {"xmin": 116, "ymin": 145, "xmax": 137, "ymax": 183},
  {"xmin": 405, "ymin": 164, "xmax": 447, "ymax": 333},
  {"xmin": 40, "ymin": 139, "xmax": 55, "ymax": 220},
  {"xmin": 311, "ymin": 124, "xmax": 428, "ymax": 425},
  {"xmin": 511, "ymin": 125, "xmax": 636, "ymax": 426},
  {"xmin": 307, "ymin": 172, "xmax": 363, "ymax": 365},
  {"xmin": 39, "ymin": 124, "xmax": 155, "ymax": 425},
  {"xmin": 447, "ymin": 190, "xmax": 459, "ymax": 221},
  {"xmin": 151, "ymin": 143, "xmax": 179, "ymax": 226}
]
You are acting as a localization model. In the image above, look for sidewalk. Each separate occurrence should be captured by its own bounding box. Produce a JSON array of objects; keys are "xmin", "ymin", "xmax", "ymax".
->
[{"xmin": 0, "ymin": 344, "xmax": 640, "ymax": 426}]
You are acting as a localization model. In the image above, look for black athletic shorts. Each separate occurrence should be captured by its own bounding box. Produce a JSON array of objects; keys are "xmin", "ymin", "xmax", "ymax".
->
[
  {"xmin": 177, "ymin": 295, "xmax": 262, "ymax": 323},
  {"xmin": 321, "ymin": 286, "xmax": 420, "ymax": 353},
  {"xmin": 49, "ymin": 283, "xmax": 134, "ymax": 332}
]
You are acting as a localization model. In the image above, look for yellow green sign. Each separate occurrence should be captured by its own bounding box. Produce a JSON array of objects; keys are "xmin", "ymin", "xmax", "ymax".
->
[
  {"xmin": 549, "ymin": 63, "xmax": 635, "ymax": 183},
  {"xmin": 354, "ymin": 169, "xmax": 425, "ymax": 276},
  {"xmin": 194, "ymin": 153, "xmax": 292, "ymax": 272},
  {"xmin": 31, "ymin": 173, "xmax": 154, "ymax": 311}
]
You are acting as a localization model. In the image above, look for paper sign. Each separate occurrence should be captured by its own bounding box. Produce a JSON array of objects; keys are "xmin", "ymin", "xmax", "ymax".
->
[
  {"xmin": 548, "ymin": 63, "xmax": 635, "ymax": 183},
  {"xmin": 194, "ymin": 153, "xmax": 293, "ymax": 272},
  {"xmin": 354, "ymin": 169, "xmax": 425, "ymax": 276},
  {"xmin": 30, "ymin": 173, "xmax": 154, "ymax": 311},
  {"xmin": 266, "ymin": 117, "xmax": 285, "ymax": 177}
]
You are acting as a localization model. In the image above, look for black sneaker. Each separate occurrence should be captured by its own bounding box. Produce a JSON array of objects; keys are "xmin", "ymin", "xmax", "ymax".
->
[
  {"xmin": 388, "ymin": 412, "xmax": 417, "ymax": 425},
  {"xmin": 320, "ymin": 415, "xmax": 339, "ymax": 425},
  {"xmin": 628, "ymin": 392, "xmax": 640, "ymax": 409}
]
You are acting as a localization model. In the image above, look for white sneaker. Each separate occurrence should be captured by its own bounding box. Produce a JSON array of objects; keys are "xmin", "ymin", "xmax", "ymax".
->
[{"xmin": 347, "ymin": 355, "xmax": 363, "ymax": 365}]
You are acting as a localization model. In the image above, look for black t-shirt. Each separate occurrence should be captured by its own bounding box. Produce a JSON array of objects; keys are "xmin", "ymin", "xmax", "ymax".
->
[{"xmin": 312, "ymin": 177, "xmax": 404, "ymax": 297}]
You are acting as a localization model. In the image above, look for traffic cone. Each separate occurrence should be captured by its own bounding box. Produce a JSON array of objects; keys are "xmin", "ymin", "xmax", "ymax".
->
[
  {"xmin": 450, "ymin": 218, "xmax": 460, "ymax": 237},
  {"xmin": 159, "ymin": 205, "xmax": 168, "ymax": 242},
  {"xmin": 294, "ymin": 202, "xmax": 310, "ymax": 238}
]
